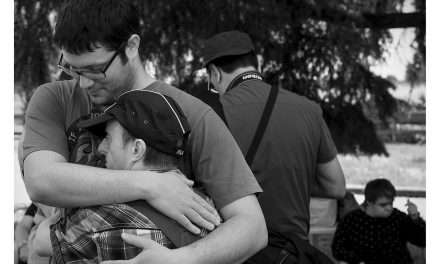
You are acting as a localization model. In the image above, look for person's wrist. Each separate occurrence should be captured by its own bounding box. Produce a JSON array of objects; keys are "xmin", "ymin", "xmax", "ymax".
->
[{"xmin": 134, "ymin": 170, "xmax": 155, "ymax": 202}]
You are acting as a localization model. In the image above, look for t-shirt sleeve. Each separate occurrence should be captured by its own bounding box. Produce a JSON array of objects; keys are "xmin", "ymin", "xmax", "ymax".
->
[
  {"xmin": 317, "ymin": 116, "xmax": 338, "ymax": 164},
  {"xmin": 22, "ymin": 84, "xmax": 69, "ymax": 163},
  {"xmin": 190, "ymin": 109, "xmax": 262, "ymax": 209}
]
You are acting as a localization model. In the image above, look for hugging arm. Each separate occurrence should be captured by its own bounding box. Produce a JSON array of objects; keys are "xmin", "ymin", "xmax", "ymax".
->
[
  {"xmin": 101, "ymin": 195, "xmax": 267, "ymax": 264},
  {"xmin": 24, "ymin": 150, "xmax": 218, "ymax": 234}
]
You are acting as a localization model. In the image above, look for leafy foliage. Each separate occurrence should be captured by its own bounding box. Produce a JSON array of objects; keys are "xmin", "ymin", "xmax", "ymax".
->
[
  {"xmin": 14, "ymin": 1, "xmax": 62, "ymax": 107},
  {"xmin": 14, "ymin": 0, "xmax": 425, "ymax": 156}
]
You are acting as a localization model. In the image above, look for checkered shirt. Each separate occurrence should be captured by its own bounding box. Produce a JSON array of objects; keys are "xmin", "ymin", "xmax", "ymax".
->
[{"xmin": 50, "ymin": 203, "xmax": 175, "ymax": 264}]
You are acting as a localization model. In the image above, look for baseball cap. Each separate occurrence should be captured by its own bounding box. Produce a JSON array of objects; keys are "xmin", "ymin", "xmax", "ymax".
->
[
  {"xmin": 199, "ymin": 31, "xmax": 255, "ymax": 69},
  {"xmin": 78, "ymin": 90, "xmax": 190, "ymax": 158}
]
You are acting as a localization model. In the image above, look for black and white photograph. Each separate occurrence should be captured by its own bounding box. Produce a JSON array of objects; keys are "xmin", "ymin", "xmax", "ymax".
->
[{"xmin": 11, "ymin": 0, "xmax": 433, "ymax": 263}]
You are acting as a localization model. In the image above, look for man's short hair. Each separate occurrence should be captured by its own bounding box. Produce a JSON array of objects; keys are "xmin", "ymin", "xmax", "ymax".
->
[
  {"xmin": 364, "ymin": 178, "xmax": 396, "ymax": 203},
  {"xmin": 209, "ymin": 51, "xmax": 258, "ymax": 74},
  {"xmin": 121, "ymin": 126, "xmax": 180, "ymax": 170},
  {"xmin": 53, "ymin": 0, "xmax": 140, "ymax": 63}
]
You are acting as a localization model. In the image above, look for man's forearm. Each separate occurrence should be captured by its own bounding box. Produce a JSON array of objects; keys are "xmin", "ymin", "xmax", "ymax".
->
[
  {"xmin": 175, "ymin": 196, "xmax": 267, "ymax": 264},
  {"xmin": 24, "ymin": 151, "xmax": 148, "ymax": 207}
]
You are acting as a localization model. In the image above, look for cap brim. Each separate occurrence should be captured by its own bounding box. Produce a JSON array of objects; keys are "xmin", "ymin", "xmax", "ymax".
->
[{"xmin": 77, "ymin": 114, "xmax": 115, "ymax": 137}]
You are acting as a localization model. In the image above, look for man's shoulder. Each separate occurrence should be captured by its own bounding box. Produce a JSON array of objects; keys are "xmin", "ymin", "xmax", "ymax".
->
[
  {"xmin": 30, "ymin": 80, "xmax": 79, "ymax": 104},
  {"xmin": 37, "ymin": 79, "xmax": 77, "ymax": 94},
  {"xmin": 147, "ymin": 81, "xmax": 212, "ymax": 124},
  {"xmin": 278, "ymin": 88, "xmax": 322, "ymax": 114}
]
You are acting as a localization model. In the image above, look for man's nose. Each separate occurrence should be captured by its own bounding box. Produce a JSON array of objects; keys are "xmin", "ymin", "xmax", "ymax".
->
[
  {"xmin": 98, "ymin": 139, "xmax": 109, "ymax": 155},
  {"xmin": 79, "ymin": 75, "xmax": 95, "ymax": 89}
]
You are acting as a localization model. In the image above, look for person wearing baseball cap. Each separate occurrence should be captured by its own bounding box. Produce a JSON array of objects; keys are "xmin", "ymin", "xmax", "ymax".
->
[
  {"xmin": 199, "ymin": 31, "xmax": 345, "ymax": 263},
  {"xmin": 200, "ymin": 31, "xmax": 258, "ymax": 94},
  {"xmin": 78, "ymin": 89, "xmax": 191, "ymax": 163},
  {"xmin": 35, "ymin": 90, "xmax": 221, "ymax": 262}
]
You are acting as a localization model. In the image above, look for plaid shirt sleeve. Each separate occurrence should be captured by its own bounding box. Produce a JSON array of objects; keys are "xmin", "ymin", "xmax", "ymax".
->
[{"xmin": 51, "ymin": 204, "xmax": 174, "ymax": 263}]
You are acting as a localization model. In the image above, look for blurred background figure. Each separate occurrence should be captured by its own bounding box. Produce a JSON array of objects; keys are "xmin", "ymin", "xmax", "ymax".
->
[
  {"xmin": 14, "ymin": 203, "xmax": 37, "ymax": 264},
  {"xmin": 332, "ymin": 178, "xmax": 425, "ymax": 264}
]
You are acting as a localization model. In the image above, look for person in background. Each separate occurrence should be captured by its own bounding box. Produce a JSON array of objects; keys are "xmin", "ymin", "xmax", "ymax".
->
[
  {"xmin": 332, "ymin": 178, "xmax": 425, "ymax": 264},
  {"xmin": 21, "ymin": 1, "xmax": 266, "ymax": 263},
  {"xmin": 15, "ymin": 203, "xmax": 38, "ymax": 264},
  {"xmin": 198, "ymin": 30, "xmax": 346, "ymax": 263}
]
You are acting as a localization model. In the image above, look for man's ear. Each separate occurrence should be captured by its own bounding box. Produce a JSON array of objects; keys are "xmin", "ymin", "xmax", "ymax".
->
[
  {"xmin": 132, "ymin": 138, "xmax": 146, "ymax": 163},
  {"xmin": 209, "ymin": 64, "xmax": 221, "ymax": 83},
  {"xmin": 125, "ymin": 34, "xmax": 140, "ymax": 61}
]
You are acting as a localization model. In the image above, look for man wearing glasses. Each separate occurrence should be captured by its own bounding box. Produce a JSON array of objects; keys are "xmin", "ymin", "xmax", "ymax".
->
[
  {"xmin": 56, "ymin": 42, "xmax": 126, "ymax": 81},
  {"xmin": 21, "ymin": 0, "xmax": 267, "ymax": 263}
]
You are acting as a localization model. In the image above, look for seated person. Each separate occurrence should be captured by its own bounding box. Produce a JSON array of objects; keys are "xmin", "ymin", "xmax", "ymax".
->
[
  {"xmin": 33, "ymin": 90, "xmax": 220, "ymax": 263},
  {"xmin": 332, "ymin": 178, "xmax": 425, "ymax": 264}
]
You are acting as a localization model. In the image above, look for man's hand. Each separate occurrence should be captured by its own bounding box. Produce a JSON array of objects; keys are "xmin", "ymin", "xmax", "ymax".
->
[
  {"xmin": 406, "ymin": 199, "xmax": 420, "ymax": 220},
  {"xmin": 100, "ymin": 233, "xmax": 177, "ymax": 264},
  {"xmin": 146, "ymin": 170, "xmax": 221, "ymax": 234}
]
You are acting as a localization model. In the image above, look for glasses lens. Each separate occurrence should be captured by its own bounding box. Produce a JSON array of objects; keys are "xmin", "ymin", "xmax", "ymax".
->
[
  {"xmin": 58, "ymin": 65, "xmax": 80, "ymax": 80},
  {"xmin": 57, "ymin": 65, "xmax": 106, "ymax": 80},
  {"xmin": 81, "ymin": 71, "xmax": 106, "ymax": 80}
]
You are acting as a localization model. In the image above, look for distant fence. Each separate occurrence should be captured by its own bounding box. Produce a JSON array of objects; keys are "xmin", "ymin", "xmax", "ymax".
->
[{"xmin": 347, "ymin": 184, "xmax": 426, "ymax": 198}]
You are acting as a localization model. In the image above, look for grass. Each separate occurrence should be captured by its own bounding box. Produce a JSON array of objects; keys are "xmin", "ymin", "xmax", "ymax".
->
[{"xmin": 338, "ymin": 143, "xmax": 426, "ymax": 188}]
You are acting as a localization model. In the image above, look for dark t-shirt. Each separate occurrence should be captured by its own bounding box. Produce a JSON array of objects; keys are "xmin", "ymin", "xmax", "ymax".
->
[{"xmin": 220, "ymin": 78, "xmax": 337, "ymax": 240}]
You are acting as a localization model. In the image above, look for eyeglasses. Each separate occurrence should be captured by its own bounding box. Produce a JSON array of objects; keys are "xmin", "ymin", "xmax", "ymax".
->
[
  {"xmin": 206, "ymin": 68, "xmax": 218, "ymax": 94},
  {"xmin": 57, "ymin": 42, "xmax": 126, "ymax": 80}
]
